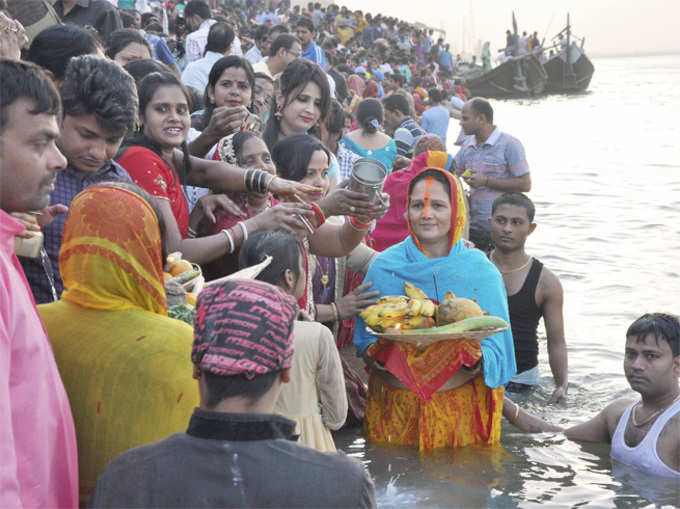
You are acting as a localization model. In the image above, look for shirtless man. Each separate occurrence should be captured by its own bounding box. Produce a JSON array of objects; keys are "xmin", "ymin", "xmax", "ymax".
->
[
  {"xmin": 505, "ymin": 313, "xmax": 680, "ymax": 479},
  {"xmin": 488, "ymin": 193, "xmax": 568, "ymax": 403}
]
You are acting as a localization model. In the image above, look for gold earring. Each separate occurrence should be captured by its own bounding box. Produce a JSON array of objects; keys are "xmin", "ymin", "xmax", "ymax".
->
[{"xmin": 275, "ymin": 108, "xmax": 282, "ymax": 120}]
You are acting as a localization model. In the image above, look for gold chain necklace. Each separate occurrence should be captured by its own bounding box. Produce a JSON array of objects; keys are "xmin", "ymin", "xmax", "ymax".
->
[
  {"xmin": 491, "ymin": 250, "xmax": 533, "ymax": 275},
  {"xmin": 631, "ymin": 393, "xmax": 680, "ymax": 427}
]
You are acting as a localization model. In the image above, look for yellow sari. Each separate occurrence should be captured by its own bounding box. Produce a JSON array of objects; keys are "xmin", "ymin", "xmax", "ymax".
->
[
  {"xmin": 38, "ymin": 186, "xmax": 196, "ymax": 505},
  {"xmin": 362, "ymin": 168, "xmax": 505, "ymax": 451}
]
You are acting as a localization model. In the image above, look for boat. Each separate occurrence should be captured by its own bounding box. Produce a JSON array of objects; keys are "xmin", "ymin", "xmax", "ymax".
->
[
  {"xmin": 459, "ymin": 12, "xmax": 547, "ymax": 99},
  {"xmin": 462, "ymin": 53, "xmax": 548, "ymax": 99},
  {"xmin": 543, "ymin": 15, "xmax": 595, "ymax": 94}
]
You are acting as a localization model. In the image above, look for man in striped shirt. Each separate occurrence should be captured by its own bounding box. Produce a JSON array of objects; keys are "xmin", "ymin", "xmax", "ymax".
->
[{"xmin": 383, "ymin": 93, "xmax": 425, "ymax": 158}]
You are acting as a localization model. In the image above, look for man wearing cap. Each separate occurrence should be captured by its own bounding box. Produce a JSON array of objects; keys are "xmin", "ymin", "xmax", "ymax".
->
[{"xmin": 88, "ymin": 279, "xmax": 377, "ymax": 508}]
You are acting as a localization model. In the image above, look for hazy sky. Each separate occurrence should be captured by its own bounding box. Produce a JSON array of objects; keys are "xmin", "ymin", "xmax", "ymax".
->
[{"xmin": 338, "ymin": 0, "xmax": 680, "ymax": 57}]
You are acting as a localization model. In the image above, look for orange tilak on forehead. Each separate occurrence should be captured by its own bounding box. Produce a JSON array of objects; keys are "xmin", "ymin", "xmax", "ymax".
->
[{"xmin": 423, "ymin": 176, "xmax": 434, "ymax": 217}]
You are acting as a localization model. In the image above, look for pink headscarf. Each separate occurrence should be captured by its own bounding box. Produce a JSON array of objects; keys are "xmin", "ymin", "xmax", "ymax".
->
[{"xmin": 347, "ymin": 74, "xmax": 366, "ymax": 96}]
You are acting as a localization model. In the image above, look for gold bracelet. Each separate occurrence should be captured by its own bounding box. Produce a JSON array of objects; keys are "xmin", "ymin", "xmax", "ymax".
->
[
  {"xmin": 330, "ymin": 302, "xmax": 340, "ymax": 322},
  {"xmin": 513, "ymin": 402, "xmax": 520, "ymax": 422}
]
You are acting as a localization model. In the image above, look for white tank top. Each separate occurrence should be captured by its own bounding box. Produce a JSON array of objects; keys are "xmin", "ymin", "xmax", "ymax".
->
[{"xmin": 611, "ymin": 398, "xmax": 680, "ymax": 479}]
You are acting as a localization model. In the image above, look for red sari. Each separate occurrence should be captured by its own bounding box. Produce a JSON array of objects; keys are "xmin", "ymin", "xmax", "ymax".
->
[{"xmin": 117, "ymin": 146, "xmax": 190, "ymax": 238}]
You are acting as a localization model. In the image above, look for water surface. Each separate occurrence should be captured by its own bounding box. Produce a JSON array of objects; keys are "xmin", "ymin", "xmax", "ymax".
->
[{"xmin": 336, "ymin": 54, "xmax": 680, "ymax": 508}]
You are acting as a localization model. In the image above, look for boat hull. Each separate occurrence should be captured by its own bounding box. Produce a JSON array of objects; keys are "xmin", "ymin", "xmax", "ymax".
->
[
  {"xmin": 464, "ymin": 54, "xmax": 548, "ymax": 99},
  {"xmin": 544, "ymin": 45, "xmax": 595, "ymax": 93}
]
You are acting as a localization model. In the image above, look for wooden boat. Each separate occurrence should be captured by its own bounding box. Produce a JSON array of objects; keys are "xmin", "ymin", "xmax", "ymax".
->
[
  {"xmin": 463, "ymin": 53, "xmax": 548, "ymax": 99},
  {"xmin": 543, "ymin": 15, "xmax": 595, "ymax": 94}
]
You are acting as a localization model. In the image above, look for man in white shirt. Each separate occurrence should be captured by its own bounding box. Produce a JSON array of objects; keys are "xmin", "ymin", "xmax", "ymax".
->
[
  {"xmin": 181, "ymin": 22, "xmax": 234, "ymax": 94},
  {"xmin": 252, "ymin": 33, "xmax": 300, "ymax": 80},
  {"xmin": 183, "ymin": 0, "xmax": 215, "ymax": 63},
  {"xmin": 245, "ymin": 24, "xmax": 269, "ymax": 63}
]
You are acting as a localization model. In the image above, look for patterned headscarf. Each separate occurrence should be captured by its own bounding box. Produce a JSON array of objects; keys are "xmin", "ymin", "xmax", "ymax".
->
[
  {"xmin": 60, "ymin": 185, "xmax": 167, "ymax": 314},
  {"xmin": 406, "ymin": 167, "xmax": 466, "ymax": 256},
  {"xmin": 192, "ymin": 279, "xmax": 298, "ymax": 378}
]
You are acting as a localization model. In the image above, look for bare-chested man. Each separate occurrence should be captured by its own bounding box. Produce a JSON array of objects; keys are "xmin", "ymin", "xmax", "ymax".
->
[
  {"xmin": 505, "ymin": 313, "xmax": 680, "ymax": 479},
  {"xmin": 488, "ymin": 193, "xmax": 568, "ymax": 403}
]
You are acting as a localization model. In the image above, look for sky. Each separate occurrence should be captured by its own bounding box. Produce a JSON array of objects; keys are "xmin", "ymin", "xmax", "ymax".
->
[{"xmin": 337, "ymin": 0, "xmax": 680, "ymax": 58}]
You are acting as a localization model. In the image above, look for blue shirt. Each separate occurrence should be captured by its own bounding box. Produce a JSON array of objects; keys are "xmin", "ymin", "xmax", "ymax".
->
[
  {"xmin": 420, "ymin": 105, "xmax": 450, "ymax": 146},
  {"xmin": 20, "ymin": 161, "xmax": 130, "ymax": 304},
  {"xmin": 301, "ymin": 41, "xmax": 326, "ymax": 70},
  {"xmin": 145, "ymin": 33, "xmax": 176, "ymax": 66}
]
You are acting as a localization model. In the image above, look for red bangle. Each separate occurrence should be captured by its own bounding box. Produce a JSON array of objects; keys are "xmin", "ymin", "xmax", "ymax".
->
[
  {"xmin": 348, "ymin": 215, "xmax": 371, "ymax": 230},
  {"xmin": 310, "ymin": 203, "xmax": 326, "ymax": 228}
]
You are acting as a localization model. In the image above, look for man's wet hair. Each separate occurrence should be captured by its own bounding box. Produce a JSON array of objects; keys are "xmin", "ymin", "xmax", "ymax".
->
[
  {"xmin": 492, "ymin": 193, "xmax": 535, "ymax": 222},
  {"xmin": 627, "ymin": 313, "xmax": 680, "ymax": 357},
  {"xmin": 60, "ymin": 55, "xmax": 138, "ymax": 137},
  {"xmin": 468, "ymin": 97, "xmax": 493, "ymax": 123},
  {"xmin": 0, "ymin": 59, "xmax": 61, "ymax": 134}
]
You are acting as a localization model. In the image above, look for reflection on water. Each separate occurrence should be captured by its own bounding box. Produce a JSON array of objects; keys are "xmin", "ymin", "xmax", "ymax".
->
[{"xmin": 336, "ymin": 55, "xmax": 680, "ymax": 507}]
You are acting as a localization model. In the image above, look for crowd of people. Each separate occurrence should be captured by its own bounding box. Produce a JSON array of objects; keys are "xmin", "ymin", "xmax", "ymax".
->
[{"xmin": 1, "ymin": 0, "xmax": 679, "ymax": 507}]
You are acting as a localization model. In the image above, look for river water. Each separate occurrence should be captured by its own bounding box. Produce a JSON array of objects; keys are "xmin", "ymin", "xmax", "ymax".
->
[{"xmin": 335, "ymin": 55, "xmax": 680, "ymax": 507}]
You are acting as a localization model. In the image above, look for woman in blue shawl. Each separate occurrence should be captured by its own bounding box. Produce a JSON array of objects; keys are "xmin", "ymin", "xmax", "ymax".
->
[{"xmin": 354, "ymin": 167, "xmax": 516, "ymax": 450}]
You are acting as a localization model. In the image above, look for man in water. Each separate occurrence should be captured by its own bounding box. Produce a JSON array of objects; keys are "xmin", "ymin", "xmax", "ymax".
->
[
  {"xmin": 0, "ymin": 58, "xmax": 78, "ymax": 508},
  {"xmin": 505, "ymin": 313, "xmax": 680, "ymax": 479},
  {"xmin": 488, "ymin": 193, "xmax": 568, "ymax": 403},
  {"xmin": 454, "ymin": 97, "xmax": 531, "ymax": 252},
  {"xmin": 88, "ymin": 279, "xmax": 377, "ymax": 507}
]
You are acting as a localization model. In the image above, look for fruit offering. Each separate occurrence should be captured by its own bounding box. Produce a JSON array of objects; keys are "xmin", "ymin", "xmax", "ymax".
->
[
  {"xmin": 361, "ymin": 282, "xmax": 506, "ymax": 334},
  {"xmin": 163, "ymin": 252, "xmax": 201, "ymax": 306}
]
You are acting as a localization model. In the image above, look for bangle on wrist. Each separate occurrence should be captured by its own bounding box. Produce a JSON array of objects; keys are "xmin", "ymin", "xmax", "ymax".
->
[
  {"xmin": 310, "ymin": 203, "xmax": 326, "ymax": 228},
  {"xmin": 347, "ymin": 215, "xmax": 371, "ymax": 230},
  {"xmin": 512, "ymin": 402, "xmax": 520, "ymax": 422},
  {"xmin": 187, "ymin": 227, "xmax": 197, "ymax": 239},
  {"xmin": 221, "ymin": 228, "xmax": 235, "ymax": 253},
  {"xmin": 256, "ymin": 170, "xmax": 266, "ymax": 193},
  {"xmin": 237, "ymin": 221, "xmax": 248, "ymax": 242},
  {"xmin": 264, "ymin": 175, "xmax": 276, "ymax": 193},
  {"xmin": 330, "ymin": 302, "xmax": 340, "ymax": 321}
]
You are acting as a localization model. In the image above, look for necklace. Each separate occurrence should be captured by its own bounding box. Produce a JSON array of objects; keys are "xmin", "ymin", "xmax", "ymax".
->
[
  {"xmin": 491, "ymin": 250, "xmax": 533, "ymax": 275},
  {"xmin": 631, "ymin": 392, "xmax": 680, "ymax": 427}
]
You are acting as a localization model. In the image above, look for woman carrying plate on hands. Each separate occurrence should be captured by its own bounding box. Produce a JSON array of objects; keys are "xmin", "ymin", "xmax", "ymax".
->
[{"xmin": 353, "ymin": 167, "xmax": 516, "ymax": 451}]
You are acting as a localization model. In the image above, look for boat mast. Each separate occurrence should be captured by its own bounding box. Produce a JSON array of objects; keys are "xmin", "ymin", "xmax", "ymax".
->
[{"xmin": 564, "ymin": 13, "xmax": 576, "ymax": 90}]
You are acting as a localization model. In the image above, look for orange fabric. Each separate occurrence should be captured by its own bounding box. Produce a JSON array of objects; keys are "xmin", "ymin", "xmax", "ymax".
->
[
  {"xmin": 364, "ymin": 373, "xmax": 503, "ymax": 451},
  {"xmin": 367, "ymin": 338, "xmax": 482, "ymax": 402},
  {"xmin": 60, "ymin": 185, "xmax": 167, "ymax": 315},
  {"xmin": 406, "ymin": 166, "xmax": 466, "ymax": 257}
]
